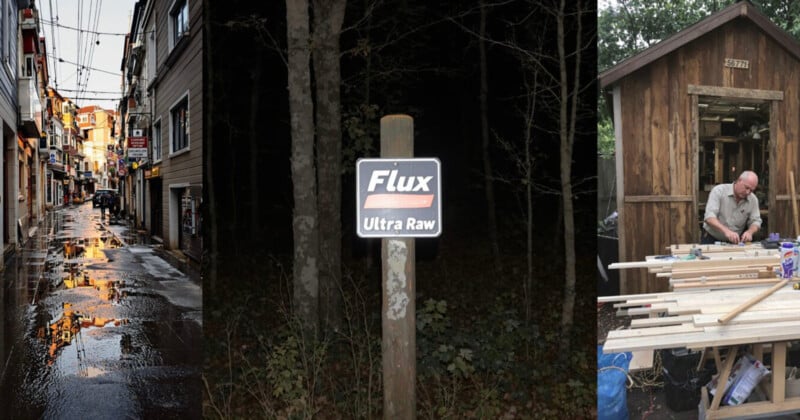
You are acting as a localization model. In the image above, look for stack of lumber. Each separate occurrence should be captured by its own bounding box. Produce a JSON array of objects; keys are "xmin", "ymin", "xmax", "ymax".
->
[
  {"xmin": 667, "ymin": 256, "xmax": 782, "ymax": 290},
  {"xmin": 599, "ymin": 283, "xmax": 800, "ymax": 354},
  {"xmin": 608, "ymin": 243, "xmax": 783, "ymax": 291},
  {"xmin": 668, "ymin": 243, "xmax": 771, "ymax": 256}
]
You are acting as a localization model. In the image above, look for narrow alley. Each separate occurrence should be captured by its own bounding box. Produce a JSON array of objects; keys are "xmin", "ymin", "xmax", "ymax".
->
[{"xmin": 0, "ymin": 199, "xmax": 202, "ymax": 418}]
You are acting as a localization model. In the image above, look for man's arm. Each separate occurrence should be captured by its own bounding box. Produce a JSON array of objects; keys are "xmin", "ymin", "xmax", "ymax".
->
[
  {"xmin": 741, "ymin": 223, "xmax": 759, "ymax": 242},
  {"xmin": 742, "ymin": 200, "xmax": 762, "ymax": 242},
  {"xmin": 705, "ymin": 216, "xmax": 741, "ymax": 243}
]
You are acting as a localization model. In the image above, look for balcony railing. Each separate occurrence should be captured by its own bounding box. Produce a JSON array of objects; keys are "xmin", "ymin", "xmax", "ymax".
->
[{"xmin": 18, "ymin": 78, "xmax": 42, "ymax": 138}]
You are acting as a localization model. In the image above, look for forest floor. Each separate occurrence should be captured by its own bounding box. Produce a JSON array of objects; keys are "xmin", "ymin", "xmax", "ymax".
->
[{"xmin": 203, "ymin": 215, "xmax": 597, "ymax": 418}]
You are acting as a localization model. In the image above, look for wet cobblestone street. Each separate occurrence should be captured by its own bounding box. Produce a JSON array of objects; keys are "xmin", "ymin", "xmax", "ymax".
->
[{"xmin": 0, "ymin": 201, "xmax": 202, "ymax": 419}]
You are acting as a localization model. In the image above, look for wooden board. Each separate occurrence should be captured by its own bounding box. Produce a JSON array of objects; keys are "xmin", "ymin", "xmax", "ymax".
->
[{"xmin": 601, "ymin": 283, "xmax": 800, "ymax": 353}]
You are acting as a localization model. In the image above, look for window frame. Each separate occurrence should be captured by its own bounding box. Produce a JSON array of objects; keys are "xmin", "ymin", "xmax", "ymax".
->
[
  {"xmin": 168, "ymin": 92, "xmax": 189, "ymax": 156},
  {"xmin": 146, "ymin": 21, "xmax": 157, "ymax": 83},
  {"xmin": 152, "ymin": 118, "xmax": 162, "ymax": 163},
  {"xmin": 169, "ymin": 0, "xmax": 189, "ymax": 50}
]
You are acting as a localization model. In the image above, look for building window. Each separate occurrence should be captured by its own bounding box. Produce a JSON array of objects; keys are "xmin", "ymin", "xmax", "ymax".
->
[
  {"xmin": 147, "ymin": 23, "xmax": 156, "ymax": 82},
  {"xmin": 153, "ymin": 119, "xmax": 162, "ymax": 161},
  {"xmin": 5, "ymin": 2, "xmax": 13, "ymax": 76},
  {"xmin": 22, "ymin": 55, "xmax": 33, "ymax": 77},
  {"xmin": 170, "ymin": 0, "xmax": 189, "ymax": 47},
  {"xmin": 170, "ymin": 95, "xmax": 189, "ymax": 154},
  {"xmin": 46, "ymin": 173, "xmax": 51, "ymax": 203}
]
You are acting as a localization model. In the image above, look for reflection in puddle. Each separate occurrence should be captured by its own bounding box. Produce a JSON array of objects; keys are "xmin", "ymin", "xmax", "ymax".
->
[
  {"xmin": 85, "ymin": 366, "xmax": 107, "ymax": 378},
  {"xmin": 39, "ymin": 302, "xmax": 129, "ymax": 366},
  {"xmin": 63, "ymin": 270, "xmax": 126, "ymax": 302}
]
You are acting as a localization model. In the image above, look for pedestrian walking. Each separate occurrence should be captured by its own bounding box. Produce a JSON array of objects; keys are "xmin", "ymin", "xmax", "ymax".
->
[
  {"xmin": 111, "ymin": 194, "xmax": 121, "ymax": 221},
  {"xmin": 99, "ymin": 193, "xmax": 108, "ymax": 218}
]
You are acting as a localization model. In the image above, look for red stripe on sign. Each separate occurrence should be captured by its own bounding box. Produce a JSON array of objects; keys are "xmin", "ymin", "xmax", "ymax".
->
[{"xmin": 364, "ymin": 194, "xmax": 434, "ymax": 209}]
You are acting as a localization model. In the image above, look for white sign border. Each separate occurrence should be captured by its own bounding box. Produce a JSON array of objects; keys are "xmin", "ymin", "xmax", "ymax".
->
[{"xmin": 356, "ymin": 157, "xmax": 442, "ymax": 238}]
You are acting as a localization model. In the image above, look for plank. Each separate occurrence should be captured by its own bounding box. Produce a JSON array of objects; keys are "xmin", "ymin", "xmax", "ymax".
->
[
  {"xmin": 704, "ymin": 397, "xmax": 800, "ymax": 420},
  {"xmin": 630, "ymin": 315, "xmax": 694, "ymax": 328},
  {"xmin": 622, "ymin": 303, "xmax": 676, "ymax": 316},
  {"xmin": 624, "ymin": 195, "xmax": 693, "ymax": 202},
  {"xmin": 671, "ymin": 278, "xmax": 783, "ymax": 290},
  {"xmin": 671, "ymin": 255, "xmax": 780, "ymax": 270},
  {"xmin": 791, "ymin": 170, "xmax": 799, "ymax": 238},
  {"xmin": 609, "ymin": 260, "xmax": 674, "ymax": 270},
  {"xmin": 602, "ymin": 330, "xmax": 710, "ymax": 353},
  {"xmin": 628, "ymin": 349, "xmax": 654, "ymax": 371},
  {"xmin": 669, "ymin": 267, "xmax": 766, "ymax": 279},
  {"xmin": 687, "ymin": 84, "xmax": 783, "ymax": 100},
  {"xmin": 597, "ymin": 290, "xmax": 688, "ymax": 303},
  {"xmin": 612, "ymin": 296, "xmax": 678, "ymax": 308},
  {"xmin": 710, "ymin": 347, "xmax": 738, "ymax": 411},
  {"xmin": 692, "ymin": 310, "xmax": 800, "ymax": 327},
  {"xmin": 606, "ymin": 324, "xmax": 701, "ymax": 339}
]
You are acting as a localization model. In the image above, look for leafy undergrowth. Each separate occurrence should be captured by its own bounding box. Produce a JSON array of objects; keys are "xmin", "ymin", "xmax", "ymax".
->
[{"xmin": 203, "ymin": 243, "xmax": 596, "ymax": 419}]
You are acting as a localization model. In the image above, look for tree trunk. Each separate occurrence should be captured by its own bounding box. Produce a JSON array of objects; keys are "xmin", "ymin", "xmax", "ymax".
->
[
  {"xmin": 287, "ymin": 0, "xmax": 320, "ymax": 338},
  {"xmin": 479, "ymin": 1, "xmax": 502, "ymax": 276},
  {"xmin": 523, "ymin": 71, "xmax": 537, "ymax": 323},
  {"xmin": 312, "ymin": 0, "xmax": 347, "ymax": 338},
  {"xmin": 557, "ymin": 0, "xmax": 581, "ymax": 355},
  {"xmin": 249, "ymin": 50, "xmax": 262, "ymax": 242},
  {"xmin": 203, "ymin": 0, "xmax": 217, "ymax": 292}
]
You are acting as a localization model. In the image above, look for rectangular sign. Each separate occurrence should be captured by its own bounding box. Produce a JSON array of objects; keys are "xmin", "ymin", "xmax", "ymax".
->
[
  {"xmin": 128, "ymin": 148, "xmax": 148, "ymax": 158},
  {"xmin": 356, "ymin": 158, "xmax": 441, "ymax": 238},
  {"xmin": 724, "ymin": 58, "xmax": 749, "ymax": 69},
  {"xmin": 127, "ymin": 136, "xmax": 148, "ymax": 148}
]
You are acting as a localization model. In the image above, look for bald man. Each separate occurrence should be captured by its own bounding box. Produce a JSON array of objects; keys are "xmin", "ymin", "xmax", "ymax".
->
[{"xmin": 702, "ymin": 170, "xmax": 762, "ymax": 244}]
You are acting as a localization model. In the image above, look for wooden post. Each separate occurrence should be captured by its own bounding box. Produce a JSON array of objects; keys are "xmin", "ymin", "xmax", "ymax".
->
[
  {"xmin": 380, "ymin": 114, "xmax": 416, "ymax": 419},
  {"xmin": 790, "ymin": 170, "xmax": 799, "ymax": 237}
]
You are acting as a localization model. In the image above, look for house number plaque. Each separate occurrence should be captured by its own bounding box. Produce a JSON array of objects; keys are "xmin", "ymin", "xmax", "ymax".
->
[{"xmin": 724, "ymin": 58, "xmax": 749, "ymax": 69}]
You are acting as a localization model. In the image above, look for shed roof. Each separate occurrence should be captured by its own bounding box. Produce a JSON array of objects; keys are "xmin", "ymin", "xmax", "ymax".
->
[{"xmin": 599, "ymin": 1, "xmax": 800, "ymax": 89}]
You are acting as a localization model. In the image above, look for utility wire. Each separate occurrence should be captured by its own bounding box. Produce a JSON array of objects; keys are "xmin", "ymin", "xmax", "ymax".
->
[
  {"xmin": 63, "ymin": 96, "xmax": 120, "ymax": 101},
  {"xmin": 57, "ymin": 58, "xmax": 119, "ymax": 77},
  {"xmin": 56, "ymin": 88, "xmax": 120, "ymax": 94},
  {"xmin": 38, "ymin": 19, "xmax": 129, "ymax": 36}
]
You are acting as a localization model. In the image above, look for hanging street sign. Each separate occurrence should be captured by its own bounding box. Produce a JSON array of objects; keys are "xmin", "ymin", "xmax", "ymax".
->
[
  {"xmin": 356, "ymin": 157, "xmax": 442, "ymax": 238},
  {"xmin": 128, "ymin": 148, "xmax": 148, "ymax": 158},
  {"xmin": 127, "ymin": 136, "xmax": 148, "ymax": 148}
]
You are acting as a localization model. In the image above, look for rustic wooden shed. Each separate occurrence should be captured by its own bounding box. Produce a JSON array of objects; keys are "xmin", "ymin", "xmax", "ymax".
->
[{"xmin": 599, "ymin": 1, "xmax": 800, "ymax": 294}]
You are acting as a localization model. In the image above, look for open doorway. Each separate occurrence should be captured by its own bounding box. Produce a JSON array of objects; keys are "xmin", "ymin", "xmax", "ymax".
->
[{"xmin": 697, "ymin": 95, "xmax": 770, "ymax": 239}]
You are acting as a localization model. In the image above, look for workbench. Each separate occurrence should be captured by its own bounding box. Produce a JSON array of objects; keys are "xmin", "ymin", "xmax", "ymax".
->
[
  {"xmin": 604, "ymin": 242, "xmax": 800, "ymax": 416},
  {"xmin": 600, "ymin": 284, "xmax": 800, "ymax": 418}
]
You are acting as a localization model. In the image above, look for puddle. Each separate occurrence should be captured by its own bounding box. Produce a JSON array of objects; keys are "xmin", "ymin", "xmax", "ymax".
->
[
  {"xmin": 40, "ymin": 302, "xmax": 129, "ymax": 365},
  {"xmin": 2, "ymin": 202, "xmax": 201, "ymax": 417}
]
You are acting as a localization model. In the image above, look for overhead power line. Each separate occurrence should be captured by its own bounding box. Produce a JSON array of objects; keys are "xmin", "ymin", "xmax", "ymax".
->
[
  {"xmin": 40, "ymin": 18, "xmax": 128, "ymax": 36},
  {"xmin": 57, "ymin": 57, "xmax": 120, "ymax": 76},
  {"xmin": 55, "ymin": 88, "xmax": 121, "ymax": 94},
  {"xmin": 61, "ymin": 96, "xmax": 121, "ymax": 101}
]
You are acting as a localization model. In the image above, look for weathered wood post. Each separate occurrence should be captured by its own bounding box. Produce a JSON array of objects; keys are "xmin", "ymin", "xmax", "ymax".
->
[{"xmin": 380, "ymin": 114, "xmax": 416, "ymax": 419}]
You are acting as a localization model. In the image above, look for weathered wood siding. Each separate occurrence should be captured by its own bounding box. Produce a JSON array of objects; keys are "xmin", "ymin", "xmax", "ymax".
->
[
  {"xmin": 618, "ymin": 19, "xmax": 800, "ymax": 294},
  {"xmin": 152, "ymin": 0, "xmax": 203, "ymax": 253}
]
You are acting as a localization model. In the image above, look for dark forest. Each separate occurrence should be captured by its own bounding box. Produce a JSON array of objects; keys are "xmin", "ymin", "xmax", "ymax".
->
[{"xmin": 203, "ymin": 0, "xmax": 597, "ymax": 417}]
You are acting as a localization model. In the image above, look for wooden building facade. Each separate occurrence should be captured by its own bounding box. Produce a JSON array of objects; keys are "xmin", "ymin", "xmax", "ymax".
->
[{"xmin": 600, "ymin": 2, "xmax": 800, "ymax": 294}]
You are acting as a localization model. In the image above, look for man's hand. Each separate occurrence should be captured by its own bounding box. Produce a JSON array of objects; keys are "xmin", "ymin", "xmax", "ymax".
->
[
  {"xmin": 741, "ymin": 231, "xmax": 754, "ymax": 243},
  {"xmin": 725, "ymin": 229, "xmax": 741, "ymax": 244}
]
